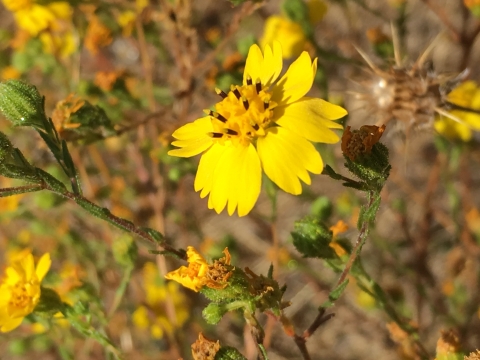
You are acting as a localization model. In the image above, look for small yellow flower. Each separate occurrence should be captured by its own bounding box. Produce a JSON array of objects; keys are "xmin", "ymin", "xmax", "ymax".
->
[
  {"xmin": 39, "ymin": 31, "xmax": 76, "ymax": 58},
  {"xmin": 0, "ymin": 252, "xmax": 51, "ymax": 332},
  {"xmin": 261, "ymin": 16, "xmax": 307, "ymax": 59},
  {"xmin": 260, "ymin": 0, "xmax": 327, "ymax": 59},
  {"xmin": 165, "ymin": 247, "xmax": 232, "ymax": 292},
  {"xmin": 12, "ymin": 2, "xmax": 72, "ymax": 37},
  {"xmin": 434, "ymin": 80, "xmax": 480, "ymax": 141},
  {"xmin": 165, "ymin": 246, "xmax": 210, "ymax": 292},
  {"xmin": 0, "ymin": 66, "xmax": 21, "ymax": 80},
  {"xmin": 329, "ymin": 220, "xmax": 349, "ymax": 257},
  {"xmin": 84, "ymin": 16, "xmax": 112, "ymax": 55},
  {"xmin": 168, "ymin": 43, "xmax": 347, "ymax": 216},
  {"xmin": 132, "ymin": 262, "xmax": 189, "ymax": 339}
]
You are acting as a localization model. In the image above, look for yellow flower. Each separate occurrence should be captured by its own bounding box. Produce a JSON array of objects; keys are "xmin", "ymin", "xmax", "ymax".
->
[
  {"xmin": 2, "ymin": 0, "xmax": 31, "ymax": 12},
  {"xmin": 261, "ymin": 16, "xmax": 307, "ymax": 59},
  {"xmin": 0, "ymin": 253, "xmax": 51, "ymax": 332},
  {"xmin": 132, "ymin": 262, "xmax": 189, "ymax": 339},
  {"xmin": 260, "ymin": 0, "xmax": 327, "ymax": 59},
  {"xmin": 168, "ymin": 43, "xmax": 347, "ymax": 216},
  {"xmin": 1, "ymin": 66, "xmax": 21, "ymax": 80},
  {"xmin": 12, "ymin": 2, "xmax": 72, "ymax": 37},
  {"xmin": 434, "ymin": 80, "xmax": 480, "ymax": 141},
  {"xmin": 39, "ymin": 31, "xmax": 76, "ymax": 58},
  {"xmin": 84, "ymin": 16, "xmax": 112, "ymax": 55},
  {"xmin": 165, "ymin": 246, "xmax": 210, "ymax": 292}
]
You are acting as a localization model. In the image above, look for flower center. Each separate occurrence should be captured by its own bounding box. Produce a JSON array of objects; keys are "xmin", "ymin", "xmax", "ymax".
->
[
  {"xmin": 8, "ymin": 281, "xmax": 39, "ymax": 315},
  {"xmin": 206, "ymin": 78, "xmax": 277, "ymax": 146}
]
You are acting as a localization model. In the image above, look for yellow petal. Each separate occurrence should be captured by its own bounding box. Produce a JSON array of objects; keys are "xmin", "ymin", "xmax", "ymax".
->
[
  {"xmin": 171, "ymin": 117, "xmax": 212, "ymax": 140},
  {"xmin": 274, "ymin": 98, "xmax": 346, "ymax": 143},
  {"xmin": 0, "ymin": 316, "xmax": 23, "ymax": 333},
  {"xmin": 260, "ymin": 16, "xmax": 306, "ymax": 59},
  {"xmin": 194, "ymin": 143, "xmax": 226, "ymax": 197},
  {"xmin": 21, "ymin": 254, "xmax": 35, "ymax": 281},
  {"xmin": 35, "ymin": 253, "xmax": 51, "ymax": 282},
  {"xmin": 272, "ymin": 52, "xmax": 316, "ymax": 106},
  {"xmin": 257, "ymin": 127, "xmax": 323, "ymax": 195},
  {"xmin": 209, "ymin": 143, "xmax": 261, "ymax": 216},
  {"xmin": 243, "ymin": 43, "xmax": 283, "ymax": 87},
  {"xmin": 168, "ymin": 117, "xmax": 214, "ymax": 158}
]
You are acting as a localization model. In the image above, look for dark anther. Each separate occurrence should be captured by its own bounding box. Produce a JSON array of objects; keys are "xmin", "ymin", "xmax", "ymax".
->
[
  {"xmin": 225, "ymin": 129, "xmax": 238, "ymax": 136},
  {"xmin": 246, "ymin": 77, "xmax": 253, "ymax": 85},
  {"xmin": 233, "ymin": 87, "xmax": 241, "ymax": 99},
  {"xmin": 242, "ymin": 97, "xmax": 249, "ymax": 110},
  {"xmin": 210, "ymin": 132, "xmax": 224, "ymax": 138},
  {"xmin": 264, "ymin": 101, "xmax": 269, "ymax": 110},
  {"xmin": 215, "ymin": 88, "xmax": 227, "ymax": 99},
  {"xmin": 255, "ymin": 81, "xmax": 262, "ymax": 94},
  {"xmin": 215, "ymin": 112, "xmax": 228, "ymax": 123},
  {"xmin": 252, "ymin": 123, "xmax": 260, "ymax": 131}
]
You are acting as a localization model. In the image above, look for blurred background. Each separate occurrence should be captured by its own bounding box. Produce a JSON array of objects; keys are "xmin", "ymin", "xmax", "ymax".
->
[{"xmin": 0, "ymin": 0, "xmax": 480, "ymax": 359}]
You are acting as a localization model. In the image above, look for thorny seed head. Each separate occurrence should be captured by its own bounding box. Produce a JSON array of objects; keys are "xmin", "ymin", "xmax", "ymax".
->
[{"xmin": 351, "ymin": 39, "xmax": 469, "ymax": 134}]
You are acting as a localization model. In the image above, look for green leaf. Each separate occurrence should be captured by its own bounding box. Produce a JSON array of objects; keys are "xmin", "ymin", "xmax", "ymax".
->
[
  {"xmin": 214, "ymin": 347, "xmax": 248, "ymax": 360},
  {"xmin": 140, "ymin": 227, "xmax": 165, "ymax": 245},
  {"xmin": 0, "ymin": 80, "xmax": 46, "ymax": 128},
  {"xmin": 291, "ymin": 216, "xmax": 336, "ymax": 259},
  {"xmin": 321, "ymin": 279, "xmax": 349, "ymax": 308}
]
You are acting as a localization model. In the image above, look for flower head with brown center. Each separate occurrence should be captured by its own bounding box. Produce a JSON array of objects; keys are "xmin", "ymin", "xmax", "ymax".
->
[{"xmin": 169, "ymin": 42, "xmax": 347, "ymax": 216}]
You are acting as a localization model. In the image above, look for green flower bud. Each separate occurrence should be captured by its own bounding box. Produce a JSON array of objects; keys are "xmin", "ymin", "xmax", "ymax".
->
[
  {"xmin": 0, "ymin": 80, "xmax": 46, "ymax": 128},
  {"xmin": 291, "ymin": 216, "xmax": 336, "ymax": 259},
  {"xmin": 215, "ymin": 347, "xmax": 248, "ymax": 360},
  {"xmin": 202, "ymin": 303, "xmax": 228, "ymax": 325}
]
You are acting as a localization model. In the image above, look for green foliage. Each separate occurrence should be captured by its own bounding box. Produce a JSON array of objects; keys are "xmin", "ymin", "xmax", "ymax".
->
[
  {"xmin": 291, "ymin": 216, "xmax": 336, "ymax": 259},
  {"xmin": 321, "ymin": 279, "xmax": 349, "ymax": 308},
  {"xmin": 215, "ymin": 347, "xmax": 248, "ymax": 360},
  {"xmin": 0, "ymin": 80, "xmax": 46, "ymax": 128}
]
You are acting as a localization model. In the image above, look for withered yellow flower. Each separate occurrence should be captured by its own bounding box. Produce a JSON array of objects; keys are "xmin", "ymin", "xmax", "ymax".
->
[
  {"xmin": 341, "ymin": 124, "xmax": 386, "ymax": 161},
  {"xmin": 165, "ymin": 246, "xmax": 210, "ymax": 292},
  {"xmin": 165, "ymin": 247, "xmax": 232, "ymax": 292},
  {"xmin": 0, "ymin": 252, "xmax": 51, "ymax": 332}
]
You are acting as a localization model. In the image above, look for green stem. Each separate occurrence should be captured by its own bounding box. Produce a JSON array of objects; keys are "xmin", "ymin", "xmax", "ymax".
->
[
  {"xmin": 107, "ymin": 265, "xmax": 134, "ymax": 318},
  {"xmin": 0, "ymin": 184, "xmax": 43, "ymax": 197},
  {"xmin": 35, "ymin": 177, "xmax": 185, "ymax": 259}
]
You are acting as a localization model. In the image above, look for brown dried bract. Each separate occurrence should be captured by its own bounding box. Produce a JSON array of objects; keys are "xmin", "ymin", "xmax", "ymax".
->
[
  {"xmin": 51, "ymin": 94, "xmax": 85, "ymax": 132},
  {"xmin": 436, "ymin": 329, "xmax": 461, "ymax": 355},
  {"xmin": 465, "ymin": 350, "xmax": 480, "ymax": 360},
  {"xmin": 191, "ymin": 333, "xmax": 220, "ymax": 360},
  {"xmin": 205, "ymin": 248, "xmax": 233, "ymax": 290},
  {"xmin": 94, "ymin": 70, "xmax": 124, "ymax": 92},
  {"xmin": 341, "ymin": 124, "xmax": 386, "ymax": 160}
]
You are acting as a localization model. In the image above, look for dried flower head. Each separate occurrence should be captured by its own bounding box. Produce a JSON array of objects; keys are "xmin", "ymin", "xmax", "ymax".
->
[
  {"xmin": 191, "ymin": 333, "xmax": 221, "ymax": 360},
  {"xmin": 51, "ymin": 94, "xmax": 85, "ymax": 132},
  {"xmin": 165, "ymin": 246, "xmax": 233, "ymax": 292},
  {"xmin": 436, "ymin": 329, "xmax": 461, "ymax": 356},
  {"xmin": 341, "ymin": 124, "xmax": 386, "ymax": 160},
  {"xmin": 353, "ymin": 34, "xmax": 474, "ymax": 136},
  {"xmin": 465, "ymin": 350, "xmax": 480, "ymax": 360}
]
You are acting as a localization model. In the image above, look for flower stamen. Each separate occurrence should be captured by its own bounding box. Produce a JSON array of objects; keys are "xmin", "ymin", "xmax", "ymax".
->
[
  {"xmin": 242, "ymin": 97, "xmax": 249, "ymax": 110},
  {"xmin": 214, "ymin": 88, "xmax": 227, "ymax": 99},
  {"xmin": 246, "ymin": 76, "xmax": 253, "ymax": 85},
  {"xmin": 232, "ymin": 86, "xmax": 241, "ymax": 99},
  {"xmin": 255, "ymin": 81, "xmax": 262, "ymax": 94},
  {"xmin": 225, "ymin": 129, "xmax": 238, "ymax": 136}
]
